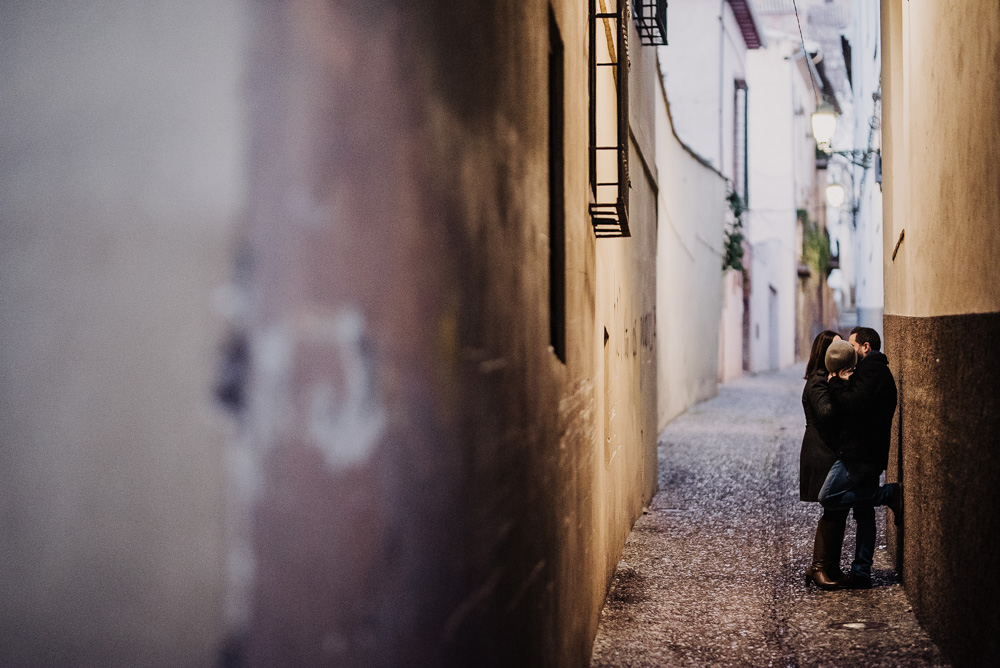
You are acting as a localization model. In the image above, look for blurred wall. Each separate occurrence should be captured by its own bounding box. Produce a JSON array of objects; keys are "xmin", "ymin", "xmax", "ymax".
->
[
  {"xmin": 235, "ymin": 1, "xmax": 659, "ymax": 666},
  {"xmin": 0, "ymin": 2, "xmax": 663, "ymax": 665},
  {"xmin": 882, "ymin": 0, "xmax": 1000, "ymax": 664},
  {"xmin": 0, "ymin": 1, "xmax": 245, "ymax": 666}
]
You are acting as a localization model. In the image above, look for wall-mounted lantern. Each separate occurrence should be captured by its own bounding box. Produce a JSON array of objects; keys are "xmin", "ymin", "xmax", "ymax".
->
[
  {"xmin": 811, "ymin": 102, "xmax": 838, "ymax": 150},
  {"xmin": 825, "ymin": 183, "xmax": 846, "ymax": 208},
  {"xmin": 589, "ymin": 0, "xmax": 630, "ymax": 237},
  {"xmin": 633, "ymin": 0, "xmax": 668, "ymax": 46}
]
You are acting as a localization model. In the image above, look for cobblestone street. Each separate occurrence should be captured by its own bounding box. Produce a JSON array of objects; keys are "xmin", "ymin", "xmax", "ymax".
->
[{"xmin": 591, "ymin": 367, "xmax": 948, "ymax": 667}]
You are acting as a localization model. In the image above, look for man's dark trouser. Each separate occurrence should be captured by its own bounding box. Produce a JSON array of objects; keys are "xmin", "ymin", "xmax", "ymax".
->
[{"xmin": 818, "ymin": 460, "xmax": 894, "ymax": 577}]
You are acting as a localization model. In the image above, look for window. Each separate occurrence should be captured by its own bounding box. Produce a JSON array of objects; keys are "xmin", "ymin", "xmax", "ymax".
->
[
  {"xmin": 633, "ymin": 0, "xmax": 668, "ymax": 46},
  {"xmin": 589, "ymin": 0, "xmax": 630, "ymax": 237},
  {"xmin": 549, "ymin": 9, "xmax": 566, "ymax": 362}
]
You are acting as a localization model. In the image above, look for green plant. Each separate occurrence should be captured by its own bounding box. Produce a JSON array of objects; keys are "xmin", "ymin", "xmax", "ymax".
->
[
  {"xmin": 799, "ymin": 208, "xmax": 833, "ymax": 277},
  {"xmin": 722, "ymin": 191, "xmax": 746, "ymax": 272}
]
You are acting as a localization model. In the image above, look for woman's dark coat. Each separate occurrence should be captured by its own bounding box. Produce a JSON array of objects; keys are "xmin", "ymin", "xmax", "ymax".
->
[{"xmin": 800, "ymin": 368, "xmax": 841, "ymax": 501}]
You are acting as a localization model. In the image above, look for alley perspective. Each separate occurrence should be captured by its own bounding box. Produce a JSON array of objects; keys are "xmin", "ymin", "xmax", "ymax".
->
[
  {"xmin": 591, "ymin": 368, "xmax": 945, "ymax": 667},
  {"xmin": 1, "ymin": 0, "xmax": 998, "ymax": 667}
]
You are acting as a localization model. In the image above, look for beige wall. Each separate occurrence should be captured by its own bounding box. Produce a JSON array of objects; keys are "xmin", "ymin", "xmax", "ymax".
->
[
  {"xmin": 882, "ymin": 0, "xmax": 1000, "ymax": 318},
  {"xmin": 591, "ymin": 6, "xmax": 661, "ymax": 637},
  {"xmin": 881, "ymin": 1, "xmax": 1000, "ymax": 663},
  {"xmin": 0, "ymin": 1, "xmax": 244, "ymax": 666}
]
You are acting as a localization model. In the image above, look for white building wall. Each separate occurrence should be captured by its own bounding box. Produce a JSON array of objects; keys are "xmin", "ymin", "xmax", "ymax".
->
[
  {"xmin": 850, "ymin": 0, "xmax": 885, "ymax": 334},
  {"xmin": 655, "ymin": 81, "xmax": 729, "ymax": 429},
  {"xmin": 658, "ymin": 0, "xmax": 759, "ymax": 385},
  {"xmin": 658, "ymin": 0, "xmax": 749, "ymax": 178},
  {"xmin": 745, "ymin": 37, "xmax": 801, "ymax": 372}
]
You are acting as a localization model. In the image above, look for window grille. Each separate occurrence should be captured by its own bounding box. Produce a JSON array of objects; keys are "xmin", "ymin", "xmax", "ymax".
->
[
  {"xmin": 589, "ymin": 0, "xmax": 630, "ymax": 238},
  {"xmin": 633, "ymin": 0, "xmax": 668, "ymax": 46}
]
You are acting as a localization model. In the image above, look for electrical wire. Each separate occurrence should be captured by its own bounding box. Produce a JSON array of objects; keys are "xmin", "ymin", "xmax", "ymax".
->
[{"xmin": 791, "ymin": 0, "xmax": 821, "ymax": 102}]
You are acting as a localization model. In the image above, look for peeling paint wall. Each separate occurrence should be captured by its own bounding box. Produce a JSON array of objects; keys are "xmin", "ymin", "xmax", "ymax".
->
[{"xmin": 881, "ymin": 0, "xmax": 1000, "ymax": 664}]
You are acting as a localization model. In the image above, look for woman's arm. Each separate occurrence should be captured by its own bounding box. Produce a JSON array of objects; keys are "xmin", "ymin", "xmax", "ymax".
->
[{"xmin": 806, "ymin": 375, "xmax": 837, "ymax": 424}]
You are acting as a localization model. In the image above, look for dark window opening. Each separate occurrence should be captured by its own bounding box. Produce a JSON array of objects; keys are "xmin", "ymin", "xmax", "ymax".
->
[{"xmin": 549, "ymin": 8, "xmax": 566, "ymax": 363}]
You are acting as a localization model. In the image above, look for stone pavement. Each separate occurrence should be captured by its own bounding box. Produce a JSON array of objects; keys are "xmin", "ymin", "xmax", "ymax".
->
[{"xmin": 591, "ymin": 367, "xmax": 948, "ymax": 667}]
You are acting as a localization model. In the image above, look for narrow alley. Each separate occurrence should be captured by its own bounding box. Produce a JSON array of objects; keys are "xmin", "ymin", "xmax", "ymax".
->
[
  {"xmin": 591, "ymin": 367, "xmax": 945, "ymax": 667},
  {"xmin": 2, "ymin": 0, "xmax": 999, "ymax": 665}
]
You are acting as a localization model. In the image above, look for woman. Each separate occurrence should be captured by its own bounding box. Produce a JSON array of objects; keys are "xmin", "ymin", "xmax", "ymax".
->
[{"xmin": 800, "ymin": 330, "xmax": 849, "ymax": 589}]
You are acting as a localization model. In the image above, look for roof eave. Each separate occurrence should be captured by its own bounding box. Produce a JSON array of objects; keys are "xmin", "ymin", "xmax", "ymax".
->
[{"xmin": 728, "ymin": 0, "xmax": 767, "ymax": 50}]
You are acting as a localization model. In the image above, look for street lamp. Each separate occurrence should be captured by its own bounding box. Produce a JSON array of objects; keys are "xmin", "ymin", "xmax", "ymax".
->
[
  {"xmin": 811, "ymin": 103, "xmax": 838, "ymax": 150},
  {"xmin": 825, "ymin": 183, "xmax": 846, "ymax": 208},
  {"xmin": 811, "ymin": 104, "xmax": 880, "ymax": 168}
]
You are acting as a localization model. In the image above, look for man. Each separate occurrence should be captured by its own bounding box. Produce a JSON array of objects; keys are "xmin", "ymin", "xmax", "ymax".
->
[{"xmin": 818, "ymin": 326, "xmax": 901, "ymax": 589}]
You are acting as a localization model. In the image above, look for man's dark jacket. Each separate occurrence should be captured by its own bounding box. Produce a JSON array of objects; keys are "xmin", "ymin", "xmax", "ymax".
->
[{"xmin": 828, "ymin": 350, "xmax": 898, "ymax": 470}]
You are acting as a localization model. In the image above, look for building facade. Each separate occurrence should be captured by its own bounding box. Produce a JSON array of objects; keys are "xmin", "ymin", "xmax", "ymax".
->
[
  {"xmin": 0, "ymin": 1, "xmax": 663, "ymax": 665},
  {"xmin": 656, "ymin": 0, "xmax": 763, "ymax": 384},
  {"xmin": 881, "ymin": 0, "xmax": 1000, "ymax": 664}
]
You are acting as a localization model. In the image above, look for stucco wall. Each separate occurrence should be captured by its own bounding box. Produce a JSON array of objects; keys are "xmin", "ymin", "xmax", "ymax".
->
[
  {"xmin": 654, "ymin": 79, "xmax": 728, "ymax": 429},
  {"xmin": 719, "ymin": 270, "xmax": 745, "ymax": 382},
  {"xmin": 881, "ymin": 0, "xmax": 1000, "ymax": 319},
  {"xmin": 0, "ymin": 2, "xmax": 244, "ymax": 666},
  {"xmin": 745, "ymin": 40, "xmax": 801, "ymax": 372},
  {"xmin": 849, "ymin": 0, "xmax": 884, "ymax": 332},
  {"xmin": 237, "ymin": 1, "xmax": 659, "ymax": 666},
  {"xmin": 881, "ymin": 0, "xmax": 1000, "ymax": 664},
  {"xmin": 658, "ymin": 0, "xmax": 749, "ymax": 178}
]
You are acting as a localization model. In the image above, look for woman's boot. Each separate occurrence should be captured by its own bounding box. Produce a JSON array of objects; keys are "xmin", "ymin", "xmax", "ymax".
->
[{"xmin": 805, "ymin": 514, "xmax": 846, "ymax": 590}]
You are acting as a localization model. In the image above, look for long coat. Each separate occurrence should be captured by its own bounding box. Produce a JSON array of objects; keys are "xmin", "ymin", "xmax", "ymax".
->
[
  {"xmin": 799, "ymin": 368, "xmax": 841, "ymax": 501},
  {"xmin": 828, "ymin": 350, "xmax": 898, "ymax": 470}
]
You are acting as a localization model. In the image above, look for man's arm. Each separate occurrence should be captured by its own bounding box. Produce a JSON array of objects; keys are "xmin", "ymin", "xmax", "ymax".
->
[{"xmin": 828, "ymin": 366, "xmax": 881, "ymax": 413}]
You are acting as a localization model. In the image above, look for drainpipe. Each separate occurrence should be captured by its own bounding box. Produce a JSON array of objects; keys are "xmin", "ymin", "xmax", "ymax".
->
[{"xmin": 719, "ymin": 0, "xmax": 726, "ymax": 172}]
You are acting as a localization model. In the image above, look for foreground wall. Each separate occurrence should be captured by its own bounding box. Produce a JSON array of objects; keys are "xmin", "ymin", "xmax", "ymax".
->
[
  {"xmin": 0, "ymin": 1, "xmax": 659, "ymax": 666},
  {"xmin": 237, "ymin": 0, "xmax": 659, "ymax": 665},
  {"xmin": 881, "ymin": 0, "xmax": 1000, "ymax": 664},
  {"xmin": 0, "ymin": 2, "xmax": 243, "ymax": 665}
]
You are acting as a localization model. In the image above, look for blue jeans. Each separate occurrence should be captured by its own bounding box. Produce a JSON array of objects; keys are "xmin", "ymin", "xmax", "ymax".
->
[{"xmin": 818, "ymin": 460, "xmax": 895, "ymax": 577}]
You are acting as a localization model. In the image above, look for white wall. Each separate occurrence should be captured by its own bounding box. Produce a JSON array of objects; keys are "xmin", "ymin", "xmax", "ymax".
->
[
  {"xmin": 658, "ymin": 0, "xmax": 749, "ymax": 179},
  {"xmin": 745, "ymin": 36, "xmax": 801, "ymax": 372},
  {"xmin": 719, "ymin": 269, "xmax": 745, "ymax": 381},
  {"xmin": 850, "ymin": 0, "xmax": 885, "ymax": 332},
  {"xmin": 655, "ymin": 79, "xmax": 728, "ymax": 428}
]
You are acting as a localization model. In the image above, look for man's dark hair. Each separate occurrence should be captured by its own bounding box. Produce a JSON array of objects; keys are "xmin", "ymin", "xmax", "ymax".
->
[{"xmin": 850, "ymin": 326, "xmax": 881, "ymax": 352}]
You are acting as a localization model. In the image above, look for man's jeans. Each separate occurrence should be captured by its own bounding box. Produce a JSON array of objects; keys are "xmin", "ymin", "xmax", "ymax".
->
[{"xmin": 818, "ymin": 460, "xmax": 894, "ymax": 577}]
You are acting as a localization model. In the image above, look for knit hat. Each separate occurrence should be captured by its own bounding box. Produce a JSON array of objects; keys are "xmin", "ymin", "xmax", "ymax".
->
[{"xmin": 825, "ymin": 340, "xmax": 857, "ymax": 374}]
